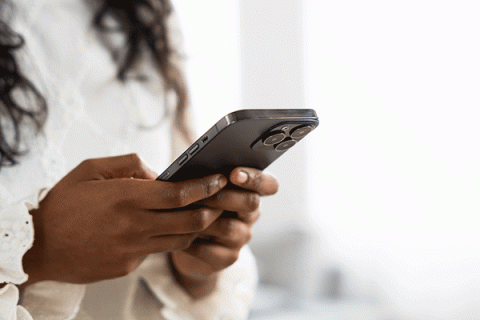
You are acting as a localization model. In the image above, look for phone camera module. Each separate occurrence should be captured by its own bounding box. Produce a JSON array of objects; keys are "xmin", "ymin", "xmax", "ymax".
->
[
  {"xmin": 290, "ymin": 125, "xmax": 313, "ymax": 139},
  {"xmin": 263, "ymin": 131, "xmax": 286, "ymax": 146},
  {"xmin": 274, "ymin": 138, "xmax": 296, "ymax": 152}
]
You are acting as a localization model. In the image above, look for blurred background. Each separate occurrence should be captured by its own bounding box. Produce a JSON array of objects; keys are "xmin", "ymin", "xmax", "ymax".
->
[{"xmin": 173, "ymin": 0, "xmax": 480, "ymax": 319}]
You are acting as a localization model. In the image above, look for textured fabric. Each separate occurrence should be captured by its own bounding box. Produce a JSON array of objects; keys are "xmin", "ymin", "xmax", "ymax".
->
[
  {"xmin": 0, "ymin": 190, "xmax": 45, "ymax": 285},
  {"xmin": 0, "ymin": 280, "xmax": 33, "ymax": 320},
  {"xmin": 20, "ymin": 282, "xmax": 86, "ymax": 320},
  {"xmin": 0, "ymin": 0, "xmax": 257, "ymax": 319},
  {"xmin": 125, "ymin": 247, "xmax": 258, "ymax": 320}
]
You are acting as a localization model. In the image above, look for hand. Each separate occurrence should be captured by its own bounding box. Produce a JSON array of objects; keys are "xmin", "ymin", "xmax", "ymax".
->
[
  {"xmin": 170, "ymin": 167, "xmax": 279, "ymax": 298},
  {"xmin": 22, "ymin": 154, "xmax": 227, "ymax": 286}
]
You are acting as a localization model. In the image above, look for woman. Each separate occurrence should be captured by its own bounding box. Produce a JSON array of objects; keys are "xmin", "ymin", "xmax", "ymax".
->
[{"xmin": 0, "ymin": 0, "xmax": 278, "ymax": 319}]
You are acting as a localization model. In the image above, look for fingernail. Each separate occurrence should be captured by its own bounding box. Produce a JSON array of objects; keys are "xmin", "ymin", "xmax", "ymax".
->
[{"xmin": 237, "ymin": 171, "xmax": 248, "ymax": 184}]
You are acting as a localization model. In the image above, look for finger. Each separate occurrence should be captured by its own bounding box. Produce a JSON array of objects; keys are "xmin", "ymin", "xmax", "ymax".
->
[
  {"xmin": 139, "ymin": 234, "xmax": 199, "ymax": 254},
  {"xmin": 197, "ymin": 189, "xmax": 260, "ymax": 213},
  {"xmin": 182, "ymin": 240, "xmax": 240, "ymax": 272},
  {"xmin": 75, "ymin": 153, "xmax": 158, "ymax": 181},
  {"xmin": 235, "ymin": 209, "xmax": 261, "ymax": 225},
  {"xmin": 122, "ymin": 174, "xmax": 228, "ymax": 209},
  {"xmin": 144, "ymin": 207, "xmax": 223, "ymax": 235},
  {"xmin": 198, "ymin": 218, "xmax": 252, "ymax": 248},
  {"xmin": 229, "ymin": 167, "xmax": 279, "ymax": 196},
  {"xmin": 209, "ymin": 209, "xmax": 260, "ymax": 225}
]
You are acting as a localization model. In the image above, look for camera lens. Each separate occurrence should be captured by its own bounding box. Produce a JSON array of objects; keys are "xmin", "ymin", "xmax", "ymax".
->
[
  {"xmin": 290, "ymin": 125, "xmax": 313, "ymax": 139},
  {"xmin": 263, "ymin": 131, "xmax": 286, "ymax": 146},
  {"xmin": 274, "ymin": 138, "xmax": 296, "ymax": 152}
]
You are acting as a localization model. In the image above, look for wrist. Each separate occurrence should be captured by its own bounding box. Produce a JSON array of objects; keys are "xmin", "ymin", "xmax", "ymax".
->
[
  {"xmin": 168, "ymin": 252, "xmax": 218, "ymax": 299},
  {"xmin": 20, "ymin": 237, "xmax": 46, "ymax": 289}
]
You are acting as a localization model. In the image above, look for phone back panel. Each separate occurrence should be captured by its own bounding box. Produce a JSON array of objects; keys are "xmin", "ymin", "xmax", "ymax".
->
[{"xmin": 158, "ymin": 109, "xmax": 318, "ymax": 182}]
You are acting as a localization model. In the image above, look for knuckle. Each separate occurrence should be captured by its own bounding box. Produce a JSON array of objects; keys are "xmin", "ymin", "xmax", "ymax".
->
[
  {"xmin": 126, "ymin": 153, "xmax": 142, "ymax": 168},
  {"xmin": 175, "ymin": 186, "xmax": 189, "ymax": 207},
  {"xmin": 112, "ymin": 198, "xmax": 132, "ymax": 216},
  {"xmin": 241, "ymin": 209, "xmax": 261, "ymax": 225},
  {"xmin": 245, "ymin": 193, "xmax": 260, "ymax": 211},
  {"xmin": 227, "ymin": 222, "xmax": 252, "ymax": 246},
  {"xmin": 167, "ymin": 185, "xmax": 189, "ymax": 207},
  {"xmin": 204, "ymin": 175, "xmax": 223, "ymax": 197},
  {"xmin": 175, "ymin": 234, "xmax": 197, "ymax": 250},
  {"xmin": 203, "ymin": 180, "xmax": 214, "ymax": 197},
  {"xmin": 251, "ymin": 209, "xmax": 261, "ymax": 223},
  {"xmin": 190, "ymin": 208, "xmax": 211, "ymax": 231},
  {"xmin": 223, "ymin": 252, "xmax": 240, "ymax": 268},
  {"xmin": 114, "ymin": 214, "xmax": 136, "ymax": 238},
  {"xmin": 113, "ymin": 192, "xmax": 136, "ymax": 212},
  {"xmin": 221, "ymin": 219, "xmax": 238, "ymax": 238},
  {"xmin": 79, "ymin": 158, "xmax": 97, "ymax": 171}
]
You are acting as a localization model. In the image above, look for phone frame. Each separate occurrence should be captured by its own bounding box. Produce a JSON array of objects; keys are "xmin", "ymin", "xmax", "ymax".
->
[{"xmin": 157, "ymin": 109, "xmax": 318, "ymax": 182}]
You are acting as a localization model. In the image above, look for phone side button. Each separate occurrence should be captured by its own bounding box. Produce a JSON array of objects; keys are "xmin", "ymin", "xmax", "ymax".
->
[
  {"xmin": 178, "ymin": 154, "xmax": 188, "ymax": 165},
  {"xmin": 159, "ymin": 171, "xmax": 170, "ymax": 180},
  {"xmin": 189, "ymin": 143, "xmax": 200, "ymax": 155}
]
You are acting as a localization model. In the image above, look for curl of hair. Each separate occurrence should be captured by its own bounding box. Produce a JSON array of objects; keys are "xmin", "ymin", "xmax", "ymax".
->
[
  {"xmin": 0, "ymin": 20, "xmax": 47, "ymax": 167},
  {"xmin": 0, "ymin": 0, "xmax": 189, "ymax": 169}
]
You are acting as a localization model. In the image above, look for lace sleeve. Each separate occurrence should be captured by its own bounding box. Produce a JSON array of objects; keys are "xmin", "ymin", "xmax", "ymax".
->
[
  {"xmin": 0, "ymin": 188, "xmax": 47, "ymax": 319},
  {"xmin": 0, "ymin": 188, "xmax": 49, "ymax": 285},
  {"xmin": 0, "ymin": 187, "xmax": 87, "ymax": 320}
]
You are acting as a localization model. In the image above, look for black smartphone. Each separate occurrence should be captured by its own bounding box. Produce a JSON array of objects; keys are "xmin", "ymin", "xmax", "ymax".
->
[{"xmin": 157, "ymin": 109, "xmax": 318, "ymax": 182}]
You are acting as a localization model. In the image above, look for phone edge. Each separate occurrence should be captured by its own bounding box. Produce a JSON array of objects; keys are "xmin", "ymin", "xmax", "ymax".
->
[{"xmin": 157, "ymin": 109, "xmax": 318, "ymax": 181}]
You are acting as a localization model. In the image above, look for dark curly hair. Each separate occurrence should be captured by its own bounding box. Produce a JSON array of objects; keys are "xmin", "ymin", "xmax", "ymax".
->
[{"xmin": 0, "ymin": 0, "xmax": 189, "ymax": 168}]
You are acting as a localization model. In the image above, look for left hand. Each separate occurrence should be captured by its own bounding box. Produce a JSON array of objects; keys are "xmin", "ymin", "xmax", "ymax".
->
[{"xmin": 169, "ymin": 167, "xmax": 279, "ymax": 298}]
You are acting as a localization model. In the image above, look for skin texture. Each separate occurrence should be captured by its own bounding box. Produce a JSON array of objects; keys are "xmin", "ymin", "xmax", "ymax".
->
[
  {"xmin": 21, "ymin": 154, "xmax": 227, "ymax": 287},
  {"xmin": 20, "ymin": 154, "xmax": 279, "ymax": 300},
  {"xmin": 170, "ymin": 167, "xmax": 279, "ymax": 298}
]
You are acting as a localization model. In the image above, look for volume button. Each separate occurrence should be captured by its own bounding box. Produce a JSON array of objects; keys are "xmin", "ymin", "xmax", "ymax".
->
[
  {"xmin": 159, "ymin": 171, "xmax": 170, "ymax": 180},
  {"xmin": 178, "ymin": 154, "xmax": 188, "ymax": 165},
  {"xmin": 189, "ymin": 143, "xmax": 200, "ymax": 155}
]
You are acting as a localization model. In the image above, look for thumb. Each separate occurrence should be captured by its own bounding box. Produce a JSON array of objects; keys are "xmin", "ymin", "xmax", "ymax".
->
[{"xmin": 70, "ymin": 154, "xmax": 158, "ymax": 182}]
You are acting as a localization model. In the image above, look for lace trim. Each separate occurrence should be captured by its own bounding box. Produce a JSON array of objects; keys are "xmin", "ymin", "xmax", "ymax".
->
[
  {"xmin": 0, "ymin": 217, "xmax": 32, "ymax": 253},
  {"xmin": 0, "ymin": 195, "xmax": 37, "ymax": 284}
]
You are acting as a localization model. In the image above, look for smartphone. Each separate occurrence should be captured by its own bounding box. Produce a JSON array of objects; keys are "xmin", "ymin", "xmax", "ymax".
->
[{"xmin": 157, "ymin": 109, "xmax": 318, "ymax": 182}]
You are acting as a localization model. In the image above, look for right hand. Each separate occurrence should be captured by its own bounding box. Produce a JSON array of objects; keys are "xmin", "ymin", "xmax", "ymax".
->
[{"xmin": 22, "ymin": 154, "xmax": 227, "ymax": 286}]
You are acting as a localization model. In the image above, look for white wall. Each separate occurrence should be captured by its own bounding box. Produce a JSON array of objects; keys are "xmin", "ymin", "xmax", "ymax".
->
[
  {"xmin": 238, "ymin": 0, "xmax": 312, "ymax": 233},
  {"xmin": 239, "ymin": 0, "xmax": 327, "ymax": 298},
  {"xmin": 173, "ymin": 1, "xmax": 480, "ymax": 319},
  {"xmin": 304, "ymin": 1, "xmax": 480, "ymax": 319},
  {"xmin": 177, "ymin": 0, "xmax": 323, "ymax": 297}
]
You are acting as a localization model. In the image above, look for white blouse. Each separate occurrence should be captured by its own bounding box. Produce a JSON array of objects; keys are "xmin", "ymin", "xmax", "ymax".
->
[{"xmin": 0, "ymin": 0, "xmax": 257, "ymax": 319}]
